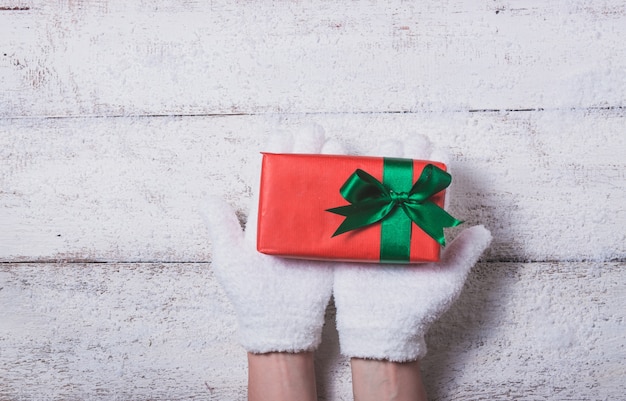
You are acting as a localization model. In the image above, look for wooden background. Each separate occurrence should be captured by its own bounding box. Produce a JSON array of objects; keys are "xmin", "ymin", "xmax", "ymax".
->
[{"xmin": 1, "ymin": 1, "xmax": 624, "ymax": 400}]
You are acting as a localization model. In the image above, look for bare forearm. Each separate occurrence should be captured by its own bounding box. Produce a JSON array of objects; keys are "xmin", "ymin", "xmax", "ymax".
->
[
  {"xmin": 247, "ymin": 352, "xmax": 317, "ymax": 401},
  {"xmin": 351, "ymin": 358, "xmax": 428, "ymax": 401}
]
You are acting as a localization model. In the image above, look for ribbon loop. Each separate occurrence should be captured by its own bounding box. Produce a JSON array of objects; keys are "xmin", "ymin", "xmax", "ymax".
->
[{"xmin": 326, "ymin": 162, "xmax": 462, "ymax": 246}]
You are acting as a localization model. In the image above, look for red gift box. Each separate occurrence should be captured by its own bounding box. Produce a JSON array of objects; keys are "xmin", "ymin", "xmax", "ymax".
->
[{"xmin": 256, "ymin": 153, "xmax": 457, "ymax": 264}]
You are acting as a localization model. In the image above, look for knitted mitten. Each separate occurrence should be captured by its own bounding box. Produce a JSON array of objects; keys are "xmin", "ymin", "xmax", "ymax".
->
[
  {"xmin": 202, "ymin": 126, "xmax": 335, "ymax": 353},
  {"xmin": 333, "ymin": 136, "xmax": 492, "ymax": 362}
]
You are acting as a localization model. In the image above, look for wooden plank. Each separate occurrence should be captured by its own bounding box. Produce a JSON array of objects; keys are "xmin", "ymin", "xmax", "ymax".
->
[
  {"xmin": 0, "ymin": 262, "xmax": 248, "ymax": 400},
  {"xmin": 0, "ymin": 261, "xmax": 623, "ymax": 400},
  {"xmin": 1, "ymin": 0, "xmax": 625, "ymax": 117},
  {"xmin": 421, "ymin": 261, "xmax": 626, "ymax": 400},
  {"xmin": 1, "ymin": 109, "xmax": 624, "ymax": 263}
]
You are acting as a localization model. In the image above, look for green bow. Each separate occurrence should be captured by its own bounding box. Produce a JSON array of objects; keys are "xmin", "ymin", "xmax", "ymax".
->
[{"xmin": 327, "ymin": 161, "xmax": 462, "ymax": 247}]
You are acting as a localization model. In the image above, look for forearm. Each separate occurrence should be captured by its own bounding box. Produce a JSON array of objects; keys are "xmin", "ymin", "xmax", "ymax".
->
[
  {"xmin": 351, "ymin": 358, "xmax": 428, "ymax": 401},
  {"xmin": 247, "ymin": 352, "xmax": 317, "ymax": 401}
]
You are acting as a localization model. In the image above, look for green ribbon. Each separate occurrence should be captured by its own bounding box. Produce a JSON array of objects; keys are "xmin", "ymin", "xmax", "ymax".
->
[{"xmin": 326, "ymin": 158, "xmax": 462, "ymax": 262}]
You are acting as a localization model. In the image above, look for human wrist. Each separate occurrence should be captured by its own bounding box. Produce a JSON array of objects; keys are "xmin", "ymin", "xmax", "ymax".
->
[
  {"xmin": 350, "ymin": 358, "xmax": 427, "ymax": 401},
  {"xmin": 248, "ymin": 352, "xmax": 317, "ymax": 401}
]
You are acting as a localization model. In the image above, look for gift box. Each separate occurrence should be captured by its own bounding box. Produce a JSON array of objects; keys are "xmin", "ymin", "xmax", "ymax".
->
[{"xmin": 256, "ymin": 153, "xmax": 461, "ymax": 264}]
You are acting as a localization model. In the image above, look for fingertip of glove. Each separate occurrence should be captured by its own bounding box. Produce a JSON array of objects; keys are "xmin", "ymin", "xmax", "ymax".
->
[
  {"xmin": 201, "ymin": 196, "xmax": 235, "ymax": 220},
  {"xmin": 321, "ymin": 138, "xmax": 346, "ymax": 155},
  {"xmin": 298, "ymin": 122, "xmax": 326, "ymax": 139},
  {"xmin": 403, "ymin": 134, "xmax": 433, "ymax": 160},
  {"xmin": 465, "ymin": 225, "xmax": 493, "ymax": 249},
  {"xmin": 293, "ymin": 123, "xmax": 327, "ymax": 153},
  {"xmin": 200, "ymin": 196, "xmax": 244, "ymax": 242},
  {"xmin": 441, "ymin": 225, "xmax": 492, "ymax": 266},
  {"xmin": 429, "ymin": 148, "xmax": 451, "ymax": 167},
  {"xmin": 378, "ymin": 140, "xmax": 404, "ymax": 158},
  {"xmin": 265, "ymin": 130, "xmax": 295, "ymax": 153}
]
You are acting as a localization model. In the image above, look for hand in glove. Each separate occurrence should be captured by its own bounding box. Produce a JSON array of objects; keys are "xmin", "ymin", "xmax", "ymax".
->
[
  {"xmin": 202, "ymin": 126, "xmax": 336, "ymax": 354},
  {"xmin": 333, "ymin": 137, "xmax": 493, "ymax": 362}
]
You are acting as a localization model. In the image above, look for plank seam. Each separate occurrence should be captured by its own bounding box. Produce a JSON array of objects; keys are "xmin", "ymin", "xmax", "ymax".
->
[{"xmin": 1, "ymin": 106, "xmax": 624, "ymax": 121}]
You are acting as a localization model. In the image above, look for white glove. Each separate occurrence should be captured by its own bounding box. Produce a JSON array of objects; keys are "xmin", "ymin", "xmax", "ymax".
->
[
  {"xmin": 202, "ymin": 126, "xmax": 335, "ymax": 354},
  {"xmin": 333, "ymin": 136, "xmax": 493, "ymax": 362}
]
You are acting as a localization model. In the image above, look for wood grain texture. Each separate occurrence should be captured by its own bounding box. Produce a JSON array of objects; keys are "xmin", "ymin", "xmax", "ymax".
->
[
  {"xmin": 1, "ymin": 110, "xmax": 624, "ymax": 263},
  {"xmin": 1, "ymin": 0, "xmax": 625, "ymax": 117},
  {"xmin": 0, "ymin": 262, "xmax": 247, "ymax": 400},
  {"xmin": 0, "ymin": 261, "xmax": 623, "ymax": 400},
  {"xmin": 1, "ymin": 0, "xmax": 625, "ymax": 399}
]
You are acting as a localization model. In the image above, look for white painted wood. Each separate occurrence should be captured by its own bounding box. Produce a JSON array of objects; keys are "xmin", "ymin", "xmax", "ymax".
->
[
  {"xmin": 0, "ymin": 261, "xmax": 623, "ymax": 400},
  {"xmin": 1, "ymin": 0, "xmax": 625, "ymax": 117},
  {"xmin": 0, "ymin": 262, "xmax": 248, "ymax": 400},
  {"xmin": 1, "ymin": 0, "xmax": 624, "ymax": 399},
  {"xmin": 421, "ymin": 260, "xmax": 626, "ymax": 400},
  {"xmin": 1, "ymin": 110, "xmax": 624, "ymax": 263}
]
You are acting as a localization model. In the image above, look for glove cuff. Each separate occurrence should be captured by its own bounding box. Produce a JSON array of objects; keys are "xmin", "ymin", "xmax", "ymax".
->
[
  {"xmin": 238, "ymin": 312, "xmax": 326, "ymax": 354},
  {"xmin": 337, "ymin": 324, "xmax": 427, "ymax": 362}
]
